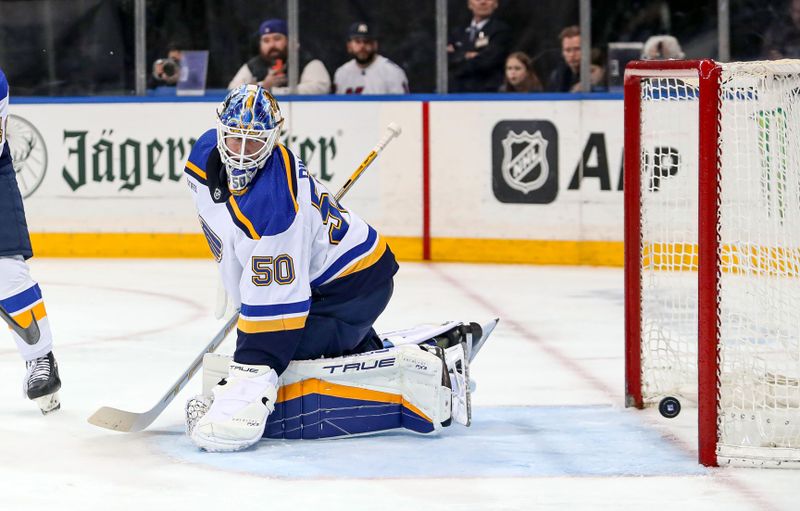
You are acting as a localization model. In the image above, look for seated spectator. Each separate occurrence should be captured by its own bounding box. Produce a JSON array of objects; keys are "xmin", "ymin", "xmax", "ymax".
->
[
  {"xmin": 499, "ymin": 52, "xmax": 542, "ymax": 92},
  {"xmin": 589, "ymin": 49, "xmax": 607, "ymax": 91},
  {"xmin": 570, "ymin": 48, "xmax": 606, "ymax": 92},
  {"xmin": 333, "ymin": 22, "xmax": 409, "ymax": 94},
  {"xmin": 641, "ymin": 35, "xmax": 685, "ymax": 60},
  {"xmin": 762, "ymin": 0, "xmax": 800, "ymax": 59},
  {"xmin": 447, "ymin": 0, "xmax": 511, "ymax": 92},
  {"xmin": 547, "ymin": 25, "xmax": 581, "ymax": 92},
  {"xmin": 228, "ymin": 18, "xmax": 330, "ymax": 94},
  {"xmin": 150, "ymin": 42, "xmax": 184, "ymax": 88}
]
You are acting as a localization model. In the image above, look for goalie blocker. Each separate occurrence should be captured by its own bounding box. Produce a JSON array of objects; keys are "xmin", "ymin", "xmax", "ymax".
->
[{"xmin": 187, "ymin": 321, "xmax": 493, "ymax": 441}]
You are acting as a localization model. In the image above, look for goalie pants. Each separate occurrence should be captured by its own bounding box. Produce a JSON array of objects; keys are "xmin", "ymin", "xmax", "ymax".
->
[
  {"xmin": 236, "ymin": 277, "xmax": 393, "ymax": 372},
  {"xmin": 0, "ymin": 145, "xmax": 33, "ymax": 259},
  {"xmin": 293, "ymin": 278, "xmax": 393, "ymax": 361}
]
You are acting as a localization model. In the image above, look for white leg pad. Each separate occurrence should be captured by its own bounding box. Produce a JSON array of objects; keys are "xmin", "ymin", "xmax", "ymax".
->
[{"xmin": 201, "ymin": 345, "xmax": 453, "ymax": 435}]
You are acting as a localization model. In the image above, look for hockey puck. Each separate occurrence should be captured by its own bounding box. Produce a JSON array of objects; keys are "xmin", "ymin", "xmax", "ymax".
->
[{"xmin": 658, "ymin": 396, "xmax": 681, "ymax": 418}]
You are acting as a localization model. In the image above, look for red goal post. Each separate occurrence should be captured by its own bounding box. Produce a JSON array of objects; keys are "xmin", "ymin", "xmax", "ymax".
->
[{"xmin": 624, "ymin": 59, "xmax": 800, "ymax": 468}]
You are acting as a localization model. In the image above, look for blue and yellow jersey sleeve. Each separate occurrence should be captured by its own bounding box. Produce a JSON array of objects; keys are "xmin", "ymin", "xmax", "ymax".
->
[{"xmin": 183, "ymin": 128, "xmax": 217, "ymax": 185}]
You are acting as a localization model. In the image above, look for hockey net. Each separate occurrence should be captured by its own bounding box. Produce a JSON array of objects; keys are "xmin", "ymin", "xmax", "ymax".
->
[{"xmin": 625, "ymin": 60, "xmax": 800, "ymax": 467}]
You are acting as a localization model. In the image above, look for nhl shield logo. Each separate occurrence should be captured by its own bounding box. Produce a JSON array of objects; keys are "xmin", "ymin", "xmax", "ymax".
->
[
  {"xmin": 492, "ymin": 120, "xmax": 558, "ymax": 204},
  {"xmin": 501, "ymin": 130, "xmax": 549, "ymax": 194}
]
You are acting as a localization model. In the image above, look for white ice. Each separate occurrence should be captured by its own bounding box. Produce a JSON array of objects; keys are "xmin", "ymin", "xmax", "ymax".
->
[{"xmin": 0, "ymin": 260, "xmax": 797, "ymax": 510}]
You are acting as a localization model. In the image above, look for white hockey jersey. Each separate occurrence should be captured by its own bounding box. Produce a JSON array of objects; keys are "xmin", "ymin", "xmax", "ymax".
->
[
  {"xmin": 333, "ymin": 55, "xmax": 409, "ymax": 95},
  {"xmin": 184, "ymin": 129, "xmax": 397, "ymax": 371}
]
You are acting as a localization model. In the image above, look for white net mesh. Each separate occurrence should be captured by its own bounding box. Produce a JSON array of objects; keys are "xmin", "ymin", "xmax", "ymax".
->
[
  {"xmin": 637, "ymin": 60, "xmax": 800, "ymax": 465},
  {"xmin": 639, "ymin": 74, "xmax": 701, "ymax": 403}
]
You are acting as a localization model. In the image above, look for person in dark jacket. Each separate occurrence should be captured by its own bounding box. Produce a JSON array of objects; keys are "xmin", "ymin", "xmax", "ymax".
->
[
  {"xmin": 447, "ymin": 0, "xmax": 511, "ymax": 93},
  {"xmin": 547, "ymin": 25, "xmax": 581, "ymax": 93}
]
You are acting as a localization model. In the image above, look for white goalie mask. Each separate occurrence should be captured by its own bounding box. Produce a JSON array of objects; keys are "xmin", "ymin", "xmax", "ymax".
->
[{"xmin": 215, "ymin": 84, "xmax": 283, "ymax": 193}]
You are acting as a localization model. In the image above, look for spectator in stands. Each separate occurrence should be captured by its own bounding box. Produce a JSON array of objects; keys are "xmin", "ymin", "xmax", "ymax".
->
[
  {"xmin": 547, "ymin": 25, "xmax": 581, "ymax": 92},
  {"xmin": 447, "ymin": 0, "xmax": 511, "ymax": 92},
  {"xmin": 762, "ymin": 0, "xmax": 800, "ymax": 59},
  {"xmin": 228, "ymin": 18, "xmax": 330, "ymax": 94},
  {"xmin": 499, "ymin": 52, "xmax": 542, "ymax": 93},
  {"xmin": 565, "ymin": 48, "xmax": 607, "ymax": 93},
  {"xmin": 588, "ymin": 49, "xmax": 607, "ymax": 91},
  {"xmin": 333, "ymin": 22, "xmax": 409, "ymax": 94},
  {"xmin": 150, "ymin": 42, "xmax": 184, "ymax": 88},
  {"xmin": 641, "ymin": 35, "xmax": 685, "ymax": 60}
]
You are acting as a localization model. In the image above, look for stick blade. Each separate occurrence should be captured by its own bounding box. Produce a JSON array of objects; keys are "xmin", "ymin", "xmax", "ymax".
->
[
  {"xmin": 470, "ymin": 318, "xmax": 500, "ymax": 362},
  {"xmin": 88, "ymin": 406, "xmax": 152, "ymax": 433}
]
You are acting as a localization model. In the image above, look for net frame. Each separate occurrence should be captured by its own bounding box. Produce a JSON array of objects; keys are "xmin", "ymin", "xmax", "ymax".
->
[
  {"xmin": 625, "ymin": 59, "xmax": 720, "ymax": 467},
  {"xmin": 624, "ymin": 59, "xmax": 800, "ymax": 468}
]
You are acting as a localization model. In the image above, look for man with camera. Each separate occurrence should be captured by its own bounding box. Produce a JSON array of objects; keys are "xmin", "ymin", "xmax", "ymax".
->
[
  {"xmin": 151, "ymin": 43, "xmax": 184, "ymax": 87},
  {"xmin": 228, "ymin": 18, "xmax": 330, "ymax": 95}
]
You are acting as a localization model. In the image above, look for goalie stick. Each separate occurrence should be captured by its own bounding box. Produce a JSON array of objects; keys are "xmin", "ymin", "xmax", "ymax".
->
[
  {"xmin": 88, "ymin": 123, "xmax": 402, "ymax": 433},
  {"xmin": 335, "ymin": 122, "xmax": 401, "ymax": 201}
]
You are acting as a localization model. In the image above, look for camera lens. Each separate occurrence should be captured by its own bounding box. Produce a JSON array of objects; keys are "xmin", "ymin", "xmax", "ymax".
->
[{"xmin": 163, "ymin": 61, "xmax": 177, "ymax": 77}]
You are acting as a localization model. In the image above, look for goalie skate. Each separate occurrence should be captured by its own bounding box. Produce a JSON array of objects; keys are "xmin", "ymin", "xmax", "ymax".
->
[
  {"xmin": 382, "ymin": 318, "xmax": 499, "ymax": 363},
  {"xmin": 444, "ymin": 340, "xmax": 471, "ymax": 426},
  {"xmin": 24, "ymin": 351, "xmax": 61, "ymax": 415},
  {"xmin": 432, "ymin": 319, "xmax": 498, "ymax": 425}
]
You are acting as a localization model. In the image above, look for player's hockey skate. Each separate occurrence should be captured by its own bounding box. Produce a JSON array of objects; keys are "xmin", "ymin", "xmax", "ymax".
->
[
  {"xmin": 24, "ymin": 351, "xmax": 61, "ymax": 415},
  {"xmin": 188, "ymin": 361, "xmax": 278, "ymax": 452}
]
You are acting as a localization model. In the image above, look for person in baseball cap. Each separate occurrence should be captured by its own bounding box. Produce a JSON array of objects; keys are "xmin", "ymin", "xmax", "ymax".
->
[
  {"xmin": 333, "ymin": 21, "xmax": 409, "ymax": 94},
  {"xmin": 228, "ymin": 18, "xmax": 330, "ymax": 94},
  {"xmin": 348, "ymin": 22, "xmax": 376, "ymax": 41},
  {"xmin": 260, "ymin": 18, "xmax": 287, "ymax": 37}
]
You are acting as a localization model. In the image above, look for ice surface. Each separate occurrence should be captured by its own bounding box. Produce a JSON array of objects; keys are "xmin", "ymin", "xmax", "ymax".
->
[{"xmin": 0, "ymin": 260, "xmax": 796, "ymax": 510}]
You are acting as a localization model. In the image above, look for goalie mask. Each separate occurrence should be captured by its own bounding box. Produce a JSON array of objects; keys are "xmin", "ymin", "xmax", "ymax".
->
[{"xmin": 216, "ymin": 84, "xmax": 283, "ymax": 192}]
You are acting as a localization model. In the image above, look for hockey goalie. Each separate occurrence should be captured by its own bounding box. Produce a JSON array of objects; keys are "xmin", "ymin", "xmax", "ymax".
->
[{"xmin": 182, "ymin": 84, "xmax": 497, "ymax": 451}]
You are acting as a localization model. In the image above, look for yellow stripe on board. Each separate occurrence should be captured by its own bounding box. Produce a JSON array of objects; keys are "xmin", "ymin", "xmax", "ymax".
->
[
  {"xmin": 383, "ymin": 236, "xmax": 421, "ymax": 261},
  {"xmin": 238, "ymin": 315, "xmax": 307, "ymax": 334},
  {"xmin": 30, "ymin": 233, "xmax": 211, "ymax": 258},
  {"xmin": 431, "ymin": 238, "xmax": 624, "ymax": 266},
  {"xmin": 277, "ymin": 378, "xmax": 432, "ymax": 423},
  {"xmin": 11, "ymin": 302, "xmax": 47, "ymax": 329},
  {"xmin": 643, "ymin": 242, "xmax": 800, "ymax": 276},
  {"xmin": 28, "ymin": 233, "xmax": 626, "ymax": 266}
]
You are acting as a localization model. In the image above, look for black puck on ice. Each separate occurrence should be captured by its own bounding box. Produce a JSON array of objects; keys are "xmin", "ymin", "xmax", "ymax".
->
[{"xmin": 658, "ymin": 396, "xmax": 681, "ymax": 418}]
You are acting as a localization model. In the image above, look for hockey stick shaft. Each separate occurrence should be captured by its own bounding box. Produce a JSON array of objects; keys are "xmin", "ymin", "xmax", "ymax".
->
[{"xmin": 334, "ymin": 122, "xmax": 401, "ymax": 202}]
